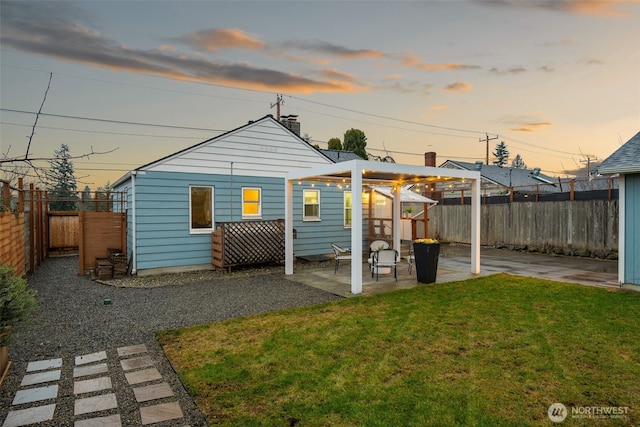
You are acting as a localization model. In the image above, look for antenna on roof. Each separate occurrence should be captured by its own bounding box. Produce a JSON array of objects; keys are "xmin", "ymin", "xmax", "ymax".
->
[{"xmin": 270, "ymin": 94, "xmax": 284, "ymax": 121}]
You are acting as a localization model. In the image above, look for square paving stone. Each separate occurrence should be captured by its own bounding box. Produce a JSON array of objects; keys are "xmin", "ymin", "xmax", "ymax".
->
[
  {"xmin": 2, "ymin": 404, "xmax": 56, "ymax": 427},
  {"xmin": 133, "ymin": 382, "xmax": 174, "ymax": 403},
  {"xmin": 74, "ymin": 414, "xmax": 122, "ymax": 427},
  {"xmin": 12, "ymin": 384, "xmax": 58, "ymax": 405},
  {"xmin": 117, "ymin": 344, "xmax": 147, "ymax": 357},
  {"xmin": 139, "ymin": 401, "xmax": 183, "ymax": 425},
  {"xmin": 120, "ymin": 356, "xmax": 154, "ymax": 371},
  {"xmin": 74, "ymin": 376, "xmax": 112, "ymax": 395},
  {"xmin": 20, "ymin": 370, "xmax": 61, "ymax": 386},
  {"xmin": 75, "ymin": 351, "xmax": 107, "ymax": 366},
  {"xmin": 73, "ymin": 363, "xmax": 108, "ymax": 378},
  {"xmin": 124, "ymin": 368, "xmax": 162, "ymax": 385},
  {"xmin": 26, "ymin": 358, "xmax": 62, "ymax": 372},
  {"xmin": 74, "ymin": 393, "xmax": 118, "ymax": 416}
]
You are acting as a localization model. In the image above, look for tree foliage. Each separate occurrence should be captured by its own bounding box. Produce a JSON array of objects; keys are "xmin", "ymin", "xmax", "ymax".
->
[
  {"xmin": 511, "ymin": 154, "xmax": 527, "ymax": 169},
  {"xmin": 343, "ymin": 129, "xmax": 368, "ymax": 159},
  {"xmin": 492, "ymin": 141, "xmax": 510, "ymax": 167},
  {"xmin": 327, "ymin": 137, "xmax": 342, "ymax": 150},
  {"xmin": 48, "ymin": 143, "xmax": 78, "ymax": 211}
]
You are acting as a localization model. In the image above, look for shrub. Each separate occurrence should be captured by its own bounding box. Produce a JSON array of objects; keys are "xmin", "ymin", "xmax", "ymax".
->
[{"xmin": 0, "ymin": 264, "xmax": 37, "ymax": 347}]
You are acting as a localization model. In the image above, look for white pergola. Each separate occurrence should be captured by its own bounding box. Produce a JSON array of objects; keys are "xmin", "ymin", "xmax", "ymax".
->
[{"xmin": 285, "ymin": 159, "xmax": 481, "ymax": 294}]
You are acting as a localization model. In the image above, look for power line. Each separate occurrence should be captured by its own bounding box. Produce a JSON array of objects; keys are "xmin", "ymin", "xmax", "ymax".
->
[
  {"xmin": 1, "ymin": 108, "xmax": 224, "ymax": 132},
  {"xmin": 1, "ymin": 122, "xmax": 209, "ymax": 140}
]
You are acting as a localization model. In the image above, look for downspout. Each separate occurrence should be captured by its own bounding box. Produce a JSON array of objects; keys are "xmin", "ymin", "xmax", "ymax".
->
[
  {"xmin": 230, "ymin": 162, "xmax": 234, "ymax": 221},
  {"xmin": 131, "ymin": 171, "xmax": 137, "ymax": 275}
]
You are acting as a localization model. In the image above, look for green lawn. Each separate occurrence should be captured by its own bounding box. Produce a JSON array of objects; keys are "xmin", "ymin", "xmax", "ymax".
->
[{"xmin": 158, "ymin": 274, "xmax": 640, "ymax": 426}]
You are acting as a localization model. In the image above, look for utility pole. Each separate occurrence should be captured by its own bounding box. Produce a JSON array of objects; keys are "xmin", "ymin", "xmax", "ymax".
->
[
  {"xmin": 479, "ymin": 133, "xmax": 498, "ymax": 165},
  {"xmin": 270, "ymin": 94, "xmax": 284, "ymax": 121},
  {"xmin": 580, "ymin": 156, "xmax": 597, "ymax": 177}
]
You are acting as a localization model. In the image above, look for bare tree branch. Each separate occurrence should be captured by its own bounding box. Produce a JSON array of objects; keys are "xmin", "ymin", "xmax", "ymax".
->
[{"xmin": 25, "ymin": 73, "xmax": 53, "ymax": 159}]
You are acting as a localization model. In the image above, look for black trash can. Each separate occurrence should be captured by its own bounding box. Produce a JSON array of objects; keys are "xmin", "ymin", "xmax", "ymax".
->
[{"xmin": 413, "ymin": 243, "xmax": 440, "ymax": 283}]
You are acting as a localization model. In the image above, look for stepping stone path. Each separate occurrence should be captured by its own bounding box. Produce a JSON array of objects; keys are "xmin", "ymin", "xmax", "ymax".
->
[{"xmin": 2, "ymin": 344, "xmax": 185, "ymax": 426}]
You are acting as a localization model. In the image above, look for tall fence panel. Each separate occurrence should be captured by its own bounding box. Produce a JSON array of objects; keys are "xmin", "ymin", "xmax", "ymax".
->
[
  {"xmin": 78, "ymin": 211, "xmax": 127, "ymax": 274},
  {"xmin": 48, "ymin": 212, "xmax": 80, "ymax": 251},
  {"xmin": 429, "ymin": 200, "xmax": 618, "ymax": 255},
  {"xmin": 0, "ymin": 212, "xmax": 26, "ymax": 276}
]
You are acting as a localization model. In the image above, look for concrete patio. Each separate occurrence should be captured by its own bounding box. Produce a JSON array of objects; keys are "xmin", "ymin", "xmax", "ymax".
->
[{"xmin": 290, "ymin": 245, "xmax": 620, "ymax": 297}]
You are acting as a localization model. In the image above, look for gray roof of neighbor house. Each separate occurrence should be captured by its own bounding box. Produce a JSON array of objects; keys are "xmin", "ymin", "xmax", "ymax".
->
[
  {"xmin": 318, "ymin": 149, "xmax": 363, "ymax": 163},
  {"xmin": 439, "ymin": 160, "xmax": 557, "ymax": 189},
  {"xmin": 596, "ymin": 131, "xmax": 640, "ymax": 175}
]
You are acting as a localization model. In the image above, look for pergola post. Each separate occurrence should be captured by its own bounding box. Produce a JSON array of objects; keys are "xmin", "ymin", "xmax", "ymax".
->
[
  {"xmin": 471, "ymin": 177, "xmax": 481, "ymax": 274},
  {"xmin": 351, "ymin": 164, "xmax": 363, "ymax": 294},
  {"xmin": 393, "ymin": 184, "xmax": 401, "ymax": 253},
  {"xmin": 285, "ymin": 179, "xmax": 294, "ymax": 275}
]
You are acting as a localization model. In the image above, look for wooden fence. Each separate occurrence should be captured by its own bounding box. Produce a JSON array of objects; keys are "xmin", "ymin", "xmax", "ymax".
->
[
  {"xmin": 212, "ymin": 219, "xmax": 285, "ymax": 272},
  {"xmin": 78, "ymin": 211, "xmax": 127, "ymax": 275},
  {"xmin": 0, "ymin": 178, "xmax": 126, "ymax": 277},
  {"xmin": 428, "ymin": 200, "xmax": 618, "ymax": 256}
]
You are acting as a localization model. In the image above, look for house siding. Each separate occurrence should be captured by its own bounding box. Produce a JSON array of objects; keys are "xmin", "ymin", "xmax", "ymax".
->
[
  {"xmin": 624, "ymin": 173, "xmax": 640, "ymax": 285},
  {"xmin": 123, "ymin": 171, "xmax": 352, "ymax": 272}
]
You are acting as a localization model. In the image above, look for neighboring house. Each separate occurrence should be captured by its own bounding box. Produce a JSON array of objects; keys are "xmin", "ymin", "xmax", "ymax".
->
[
  {"xmin": 113, "ymin": 115, "xmax": 356, "ymax": 275},
  {"xmin": 438, "ymin": 160, "xmax": 557, "ymax": 196},
  {"xmin": 595, "ymin": 131, "xmax": 640, "ymax": 288}
]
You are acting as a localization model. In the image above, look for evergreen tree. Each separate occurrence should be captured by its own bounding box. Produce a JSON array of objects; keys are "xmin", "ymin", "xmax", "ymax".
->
[
  {"xmin": 343, "ymin": 129, "xmax": 368, "ymax": 159},
  {"xmin": 511, "ymin": 154, "xmax": 527, "ymax": 169},
  {"xmin": 492, "ymin": 141, "xmax": 509, "ymax": 167},
  {"xmin": 327, "ymin": 137, "xmax": 342, "ymax": 150},
  {"xmin": 48, "ymin": 143, "xmax": 78, "ymax": 211},
  {"xmin": 82, "ymin": 185, "xmax": 93, "ymax": 211}
]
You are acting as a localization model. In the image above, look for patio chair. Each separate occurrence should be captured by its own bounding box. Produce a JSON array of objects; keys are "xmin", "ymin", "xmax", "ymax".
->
[
  {"xmin": 331, "ymin": 243, "xmax": 352, "ymax": 273},
  {"xmin": 407, "ymin": 248, "xmax": 415, "ymax": 274},
  {"xmin": 368, "ymin": 240, "xmax": 390, "ymax": 272},
  {"xmin": 371, "ymin": 248, "xmax": 398, "ymax": 281}
]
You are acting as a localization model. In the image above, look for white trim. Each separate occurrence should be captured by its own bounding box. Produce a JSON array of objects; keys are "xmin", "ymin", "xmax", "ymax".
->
[
  {"xmin": 619, "ymin": 176, "xmax": 625, "ymax": 284},
  {"xmin": 131, "ymin": 171, "xmax": 137, "ymax": 275},
  {"xmin": 189, "ymin": 185, "xmax": 215, "ymax": 234},
  {"xmin": 344, "ymin": 191, "xmax": 352, "ymax": 228},
  {"xmin": 303, "ymin": 189, "xmax": 321, "ymax": 221},
  {"xmin": 241, "ymin": 187, "xmax": 262, "ymax": 219}
]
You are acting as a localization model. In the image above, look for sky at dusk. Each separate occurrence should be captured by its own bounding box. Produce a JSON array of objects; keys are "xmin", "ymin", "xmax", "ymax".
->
[{"xmin": 1, "ymin": 0, "xmax": 639, "ymax": 189}]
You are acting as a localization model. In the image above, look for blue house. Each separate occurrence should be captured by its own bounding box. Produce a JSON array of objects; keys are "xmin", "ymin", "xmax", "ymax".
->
[
  {"xmin": 596, "ymin": 131, "xmax": 640, "ymax": 288},
  {"xmin": 113, "ymin": 115, "xmax": 355, "ymax": 275}
]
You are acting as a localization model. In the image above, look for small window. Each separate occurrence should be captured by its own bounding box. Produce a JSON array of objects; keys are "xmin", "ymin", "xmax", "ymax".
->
[
  {"xmin": 344, "ymin": 191, "xmax": 352, "ymax": 227},
  {"xmin": 303, "ymin": 189, "xmax": 320, "ymax": 221},
  {"xmin": 189, "ymin": 186, "xmax": 214, "ymax": 233},
  {"xmin": 242, "ymin": 187, "xmax": 262, "ymax": 218}
]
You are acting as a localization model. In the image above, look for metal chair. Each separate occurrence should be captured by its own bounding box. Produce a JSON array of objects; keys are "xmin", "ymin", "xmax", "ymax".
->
[
  {"xmin": 331, "ymin": 243, "xmax": 351, "ymax": 273},
  {"xmin": 368, "ymin": 240, "xmax": 390, "ymax": 272},
  {"xmin": 371, "ymin": 248, "xmax": 398, "ymax": 281}
]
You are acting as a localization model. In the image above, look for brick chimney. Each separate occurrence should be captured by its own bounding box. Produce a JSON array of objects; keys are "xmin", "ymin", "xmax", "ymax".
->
[{"xmin": 424, "ymin": 151, "xmax": 436, "ymax": 167}]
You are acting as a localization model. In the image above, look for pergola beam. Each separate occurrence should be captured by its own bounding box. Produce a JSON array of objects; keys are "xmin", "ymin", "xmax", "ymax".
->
[{"xmin": 285, "ymin": 159, "xmax": 481, "ymax": 294}]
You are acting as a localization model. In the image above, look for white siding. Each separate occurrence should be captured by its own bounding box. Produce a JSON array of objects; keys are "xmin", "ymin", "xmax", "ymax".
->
[{"xmin": 145, "ymin": 118, "xmax": 331, "ymax": 178}]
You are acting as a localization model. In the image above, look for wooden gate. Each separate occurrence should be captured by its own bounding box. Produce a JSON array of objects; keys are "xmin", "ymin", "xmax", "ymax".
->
[{"xmin": 48, "ymin": 212, "xmax": 80, "ymax": 254}]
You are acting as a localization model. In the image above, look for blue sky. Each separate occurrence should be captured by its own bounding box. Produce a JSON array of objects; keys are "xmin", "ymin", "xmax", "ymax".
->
[{"xmin": 1, "ymin": 0, "xmax": 639, "ymax": 188}]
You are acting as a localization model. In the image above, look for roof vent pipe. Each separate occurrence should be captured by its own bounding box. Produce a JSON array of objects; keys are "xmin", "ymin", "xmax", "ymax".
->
[{"xmin": 474, "ymin": 161, "xmax": 483, "ymax": 171}]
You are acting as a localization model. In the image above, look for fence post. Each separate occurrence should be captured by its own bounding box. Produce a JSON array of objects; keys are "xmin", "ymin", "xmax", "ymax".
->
[
  {"xmin": 509, "ymin": 187, "xmax": 514, "ymax": 203},
  {"xmin": 29, "ymin": 184, "xmax": 35, "ymax": 274},
  {"xmin": 570, "ymin": 180, "xmax": 575, "ymax": 201},
  {"xmin": 17, "ymin": 178, "xmax": 24, "ymax": 213}
]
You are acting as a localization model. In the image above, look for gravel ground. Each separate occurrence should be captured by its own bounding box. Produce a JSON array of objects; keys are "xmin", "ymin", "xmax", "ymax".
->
[{"xmin": 1, "ymin": 256, "xmax": 342, "ymax": 426}]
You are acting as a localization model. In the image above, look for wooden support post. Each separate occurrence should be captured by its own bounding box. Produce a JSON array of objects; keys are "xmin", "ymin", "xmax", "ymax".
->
[
  {"xmin": 36, "ymin": 189, "xmax": 43, "ymax": 265},
  {"xmin": 78, "ymin": 210, "xmax": 84, "ymax": 276},
  {"xmin": 29, "ymin": 184, "xmax": 35, "ymax": 274},
  {"xmin": 570, "ymin": 180, "xmax": 575, "ymax": 201},
  {"xmin": 17, "ymin": 178, "xmax": 24, "ymax": 213}
]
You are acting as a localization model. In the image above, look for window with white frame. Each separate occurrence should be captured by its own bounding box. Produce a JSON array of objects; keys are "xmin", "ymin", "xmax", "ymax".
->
[
  {"xmin": 344, "ymin": 191, "xmax": 352, "ymax": 227},
  {"xmin": 189, "ymin": 186, "xmax": 214, "ymax": 233},
  {"xmin": 303, "ymin": 189, "xmax": 320, "ymax": 221},
  {"xmin": 242, "ymin": 187, "xmax": 262, "ymax": 218}
]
